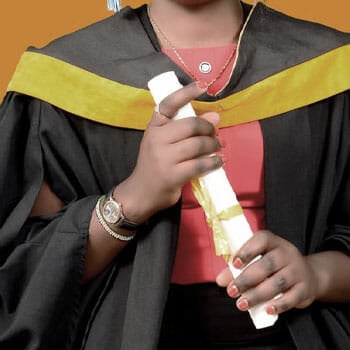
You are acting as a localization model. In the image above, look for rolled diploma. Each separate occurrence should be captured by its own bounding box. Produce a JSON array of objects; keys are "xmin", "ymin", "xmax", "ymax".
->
[{"xmin": 148, "ymin": 71, "xmax": 278, "ymax": 329}]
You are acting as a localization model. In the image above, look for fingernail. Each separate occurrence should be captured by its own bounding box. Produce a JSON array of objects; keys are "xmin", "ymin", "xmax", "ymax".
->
[
  {"xmin": 266, "ymin": 305, "xmax": 276, "ymax": 315},
  {"xmin": 218, "ymin": 137, "xmax": 226, "ymax": 148},
  {"xmin": 228, "ymin": 283, "xmax": 239, "ymax": 298},
  {"xmin": 196, "ymin": 80, "xmax": 208, "ymax": 90},
  {"xmin": 237, "ymin": 298, "xmax": 249, "ymax": 311},
  {"xmin": 216, "ymin": 139, "xmax": 223, "ymax": 150},
  {"xmin": 233, "ymin": 257, "xmax": 244, "ymax": 269},
  {"xmin": 216, "ymin": 152, "xmax": 224, "ymax": 159}
]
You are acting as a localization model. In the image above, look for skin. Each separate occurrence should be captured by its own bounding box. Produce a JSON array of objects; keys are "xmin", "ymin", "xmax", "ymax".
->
[
  {"xmin": 149, "ymin": 0, "xmax": 244, "ymax": 47},
  {"xmin": 83, "ymin": 82, "xmax": 222, "ymax": 280},
  {"xmin": 30, "ymin": 0, "xmax": 350, "ymax": 316},
  {"xmin": 31, "ymin": 81, "xmax": 222, "ymax": 281}
]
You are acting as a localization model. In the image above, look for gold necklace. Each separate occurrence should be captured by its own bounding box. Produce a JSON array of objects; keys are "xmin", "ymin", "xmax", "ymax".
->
[{"xmin": 147, "ymin": 5, "xmax": 237, "ymax": 89}]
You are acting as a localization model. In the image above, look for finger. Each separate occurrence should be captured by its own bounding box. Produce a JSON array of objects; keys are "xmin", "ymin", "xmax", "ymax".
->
[
  {"xmin": 171, "ymin": 136, "xmax": 222, "ymax": 163},
  {"xmin": 231, "ymin": 249, "xmax": 289, "ymax": 295},
  {"xmin": 173, "ymin": 154, "xmax": 223, "ymax": 184},
  {"xmin": 159, "ymin": 115, "xmax": 218, "ymax": 144},
  {"xmin": 232, "ymin": 231, "xmax": 282, "ymax": 268},
  {"xmin": 149, "ymin": 103, "xmax": 219, "ymax": 129},
  {"xmin": 235, "ymin": 267, "xmax": 295, "ymax": 308},
  {"xmin": 159, "ymin": 81, "xmax": 208, "ymax": 118},
  {"xmin": 198, "ymin": 111, "xmax": 220, "ymax": 128},
  {"xmin": 265, "ymin": 283, "xmax": 309, "ymax": 315},
  {"xmin": 149, "ymin": 106, "xmax": 173, "ymax": 127},
  {"xmin": 216, "ymin": 267, "xmax": 233, "ymax": 287}
]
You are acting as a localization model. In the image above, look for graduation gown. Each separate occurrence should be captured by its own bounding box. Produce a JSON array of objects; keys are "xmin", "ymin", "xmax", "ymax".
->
[{"xmin": 1, "ymin": 2, "xmax": 350, "ymax": 349}]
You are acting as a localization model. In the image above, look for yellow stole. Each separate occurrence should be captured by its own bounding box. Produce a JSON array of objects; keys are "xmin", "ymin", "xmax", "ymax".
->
[{"xmin": 7, "ymin": 46, "xmax": 350, "ymax": 130}]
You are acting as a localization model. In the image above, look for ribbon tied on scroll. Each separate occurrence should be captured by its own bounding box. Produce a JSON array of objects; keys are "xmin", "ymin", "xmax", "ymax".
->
[{"xmin": 191, "ymin": 177, "xmax": 244, "ymax": 262}]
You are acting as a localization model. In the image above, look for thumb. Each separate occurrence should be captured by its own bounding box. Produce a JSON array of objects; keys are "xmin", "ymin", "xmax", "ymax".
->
[
  {"xmin": 216, "ymin": 266, "xmax": 234, "ymax": 287},
  {"xmin": 199, "ymin": 112, "xmax": 221, "ymax": 128},
  {"xmin": 149, "ymin": 104, "xmax": 173, "ymax": 127},
  {"xmin": 149, "ymin": 81, "xmax": 208, "ymax": 127}
]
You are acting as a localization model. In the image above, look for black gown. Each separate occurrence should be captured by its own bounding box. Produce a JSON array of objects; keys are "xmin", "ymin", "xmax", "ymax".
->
[{"xmin": 1, "ymin": 3, "xmax": 350, "ymax": 349}]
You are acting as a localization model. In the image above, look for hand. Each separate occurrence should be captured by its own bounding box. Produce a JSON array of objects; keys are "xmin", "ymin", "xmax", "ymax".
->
[
  {"xmin": 216, "ymin": 230, "xmax": 321, "ymax": 315},
  {"xmin": 115, "ymin": 81, "xmax": 223, "ymax": 223}
]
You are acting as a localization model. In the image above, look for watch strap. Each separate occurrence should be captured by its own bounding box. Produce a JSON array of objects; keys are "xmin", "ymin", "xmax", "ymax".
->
[
  {"xmin": 96, "ymin": 196, "xmax": 136, "ymax": 241},
  {"xmin": 106, "ymin": 188, "xmax": 142, "ymax": 231}
]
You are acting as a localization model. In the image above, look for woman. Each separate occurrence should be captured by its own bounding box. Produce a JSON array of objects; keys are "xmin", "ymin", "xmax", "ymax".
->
[{"xmin": 0, "ymin": 0, "xmax": 350, "ymax": 348}]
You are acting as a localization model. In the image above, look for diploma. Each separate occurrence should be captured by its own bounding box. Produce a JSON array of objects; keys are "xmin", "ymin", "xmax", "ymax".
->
[{"xmin": 148, "ymin": 71, "xmax": 279, "ymax": 329}]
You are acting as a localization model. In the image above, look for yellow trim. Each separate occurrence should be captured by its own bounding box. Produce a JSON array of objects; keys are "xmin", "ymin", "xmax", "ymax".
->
[
  {"xmin": 7, "ymin": 52, "xmax": 154, "ymax": 130},
  {"xmin": 192, "ymin": 44, "xmax": 350, "ymax": 127},
  {"xmin": 7, "ymin": 46, "xmax": 350, "ymax": 130}
]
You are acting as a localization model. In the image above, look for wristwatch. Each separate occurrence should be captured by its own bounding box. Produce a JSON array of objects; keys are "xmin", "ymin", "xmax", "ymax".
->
[{"xmin": 101, "ymin": 189, "xmax": 141, "ymax": 231}]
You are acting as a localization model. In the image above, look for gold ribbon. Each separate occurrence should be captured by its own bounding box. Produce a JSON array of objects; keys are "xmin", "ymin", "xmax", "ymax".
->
[{"xmin": 191, "ymin": 178, "xmax": 244, "ymax": 262}]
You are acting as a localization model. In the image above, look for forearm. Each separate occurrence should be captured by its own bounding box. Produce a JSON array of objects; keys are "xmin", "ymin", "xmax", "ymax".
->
[
  {"xmin": 83, "ymin": 211, "xmax": 131, "ymax": 282},
  {"xmin": 83, "ymin": 183, "xmax": 147, "ymax": 283},
  {"xmin": 307, "ymin": 250, "xmax": 350, "ymax": 303},
  {"xmin": 83, "ymin": 83, "xmax": 221, "ymax": 282}
]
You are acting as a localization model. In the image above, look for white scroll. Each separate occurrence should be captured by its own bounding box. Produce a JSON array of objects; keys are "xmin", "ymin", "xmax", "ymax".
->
[{"xmin": 148, "ymin": 71, "xmax": 279, "ymax": 329}]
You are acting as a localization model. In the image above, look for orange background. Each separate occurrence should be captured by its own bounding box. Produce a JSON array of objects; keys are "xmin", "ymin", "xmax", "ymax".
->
[{"xmin": 0, "ymin": 0, "xmax": 349, "ymax": 98}]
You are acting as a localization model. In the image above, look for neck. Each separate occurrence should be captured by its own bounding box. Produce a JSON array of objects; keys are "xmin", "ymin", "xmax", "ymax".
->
[{"xmin": 149, "ymin": 0, "xmax": 244, "ymax": 48}]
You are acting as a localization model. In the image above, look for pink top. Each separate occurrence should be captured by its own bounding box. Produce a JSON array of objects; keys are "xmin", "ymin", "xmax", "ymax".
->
[
  {"xmin": 162, "ymin": 45, "xmax": 266, "ymax": 284},
  {"xmin": 163, "ymin": 44, "xmax": 237, "ymax": 95}
]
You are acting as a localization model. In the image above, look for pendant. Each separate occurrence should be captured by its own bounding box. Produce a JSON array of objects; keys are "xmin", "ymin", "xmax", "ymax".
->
[{"xmin": 199, "ymin": 62, "xmax": 212, "ymax": 74}]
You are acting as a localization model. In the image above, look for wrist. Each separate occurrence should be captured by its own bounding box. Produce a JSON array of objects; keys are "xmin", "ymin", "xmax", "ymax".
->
[
  {"xmin": 306, "ymin": 253, "xmax": 332, "ymax": 301},
  {"xmin": 112, "ymin": 180, "xmax": 153, "ymax": 225},
  {"xmin": 96, "ymin": 195, "xmax": 136, "ymax": 241},
  {"xmin": 103, "ymin": 188, "xmax": 143, "ymax": 231}
]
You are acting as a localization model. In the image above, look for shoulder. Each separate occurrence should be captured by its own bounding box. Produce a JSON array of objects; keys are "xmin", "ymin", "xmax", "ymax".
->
[
  {"xmin": 253, "ymin": 3, "xmax": 350, "ymax": 48},
  {"xmin": 230, "ymin": 2, "xmax": 350, "ymax": 95},
  {"xmin": 26, "ymin": 5, "xmax": 151, "ymax": 73}
]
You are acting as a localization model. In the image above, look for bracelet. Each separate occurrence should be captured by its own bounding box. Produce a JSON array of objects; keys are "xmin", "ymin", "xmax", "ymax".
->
[{"xmin": 95, "ymin": 196, "xmax": 136, "ymax": 242}]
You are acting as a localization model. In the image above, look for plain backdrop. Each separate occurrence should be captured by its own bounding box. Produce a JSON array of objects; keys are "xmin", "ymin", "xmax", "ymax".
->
[{"xmin": 1, "ymin": 0, "xmax": 349, "ymax": 99}]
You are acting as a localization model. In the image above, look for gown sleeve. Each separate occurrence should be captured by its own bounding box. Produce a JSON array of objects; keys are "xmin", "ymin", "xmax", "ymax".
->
[
  {"xmin": 314, "ymin": 91, "xmax": 350, "ymax": 350},
  {"xmin": 0, "ymin": 92, "xmax": 101, "ymax": 349},
  {"xmin": 324, "ymin": 91, "xmax": 350, "ymax": 253}
]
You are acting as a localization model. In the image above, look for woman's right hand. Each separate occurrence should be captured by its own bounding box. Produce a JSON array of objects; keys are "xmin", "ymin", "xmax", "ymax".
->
[{"xmin": 114, "ymin": 81, "xmax": 223, "ymax": 224}]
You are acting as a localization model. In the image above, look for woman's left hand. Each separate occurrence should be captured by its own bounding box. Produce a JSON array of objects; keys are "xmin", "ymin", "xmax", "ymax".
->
[{"xmin": 216, "ymin": 230, "xmax": 321, "ymax": 315}]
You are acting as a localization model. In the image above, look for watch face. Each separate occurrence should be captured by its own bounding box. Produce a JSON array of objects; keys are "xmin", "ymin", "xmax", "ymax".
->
[{"xmin": 102, "ymin": 200, "xmax": 121, "ymax": 224}]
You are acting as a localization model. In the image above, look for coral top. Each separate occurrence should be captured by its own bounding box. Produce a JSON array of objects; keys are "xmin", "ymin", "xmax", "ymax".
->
[{"xmin": 162, "ymin": 45, "xmax": 266, "ymax": 284}]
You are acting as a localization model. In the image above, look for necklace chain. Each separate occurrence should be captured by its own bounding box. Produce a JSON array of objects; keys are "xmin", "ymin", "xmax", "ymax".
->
[{"xmin": 147, "ymin": 5, "xmax": 236, "ymax": 89}]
